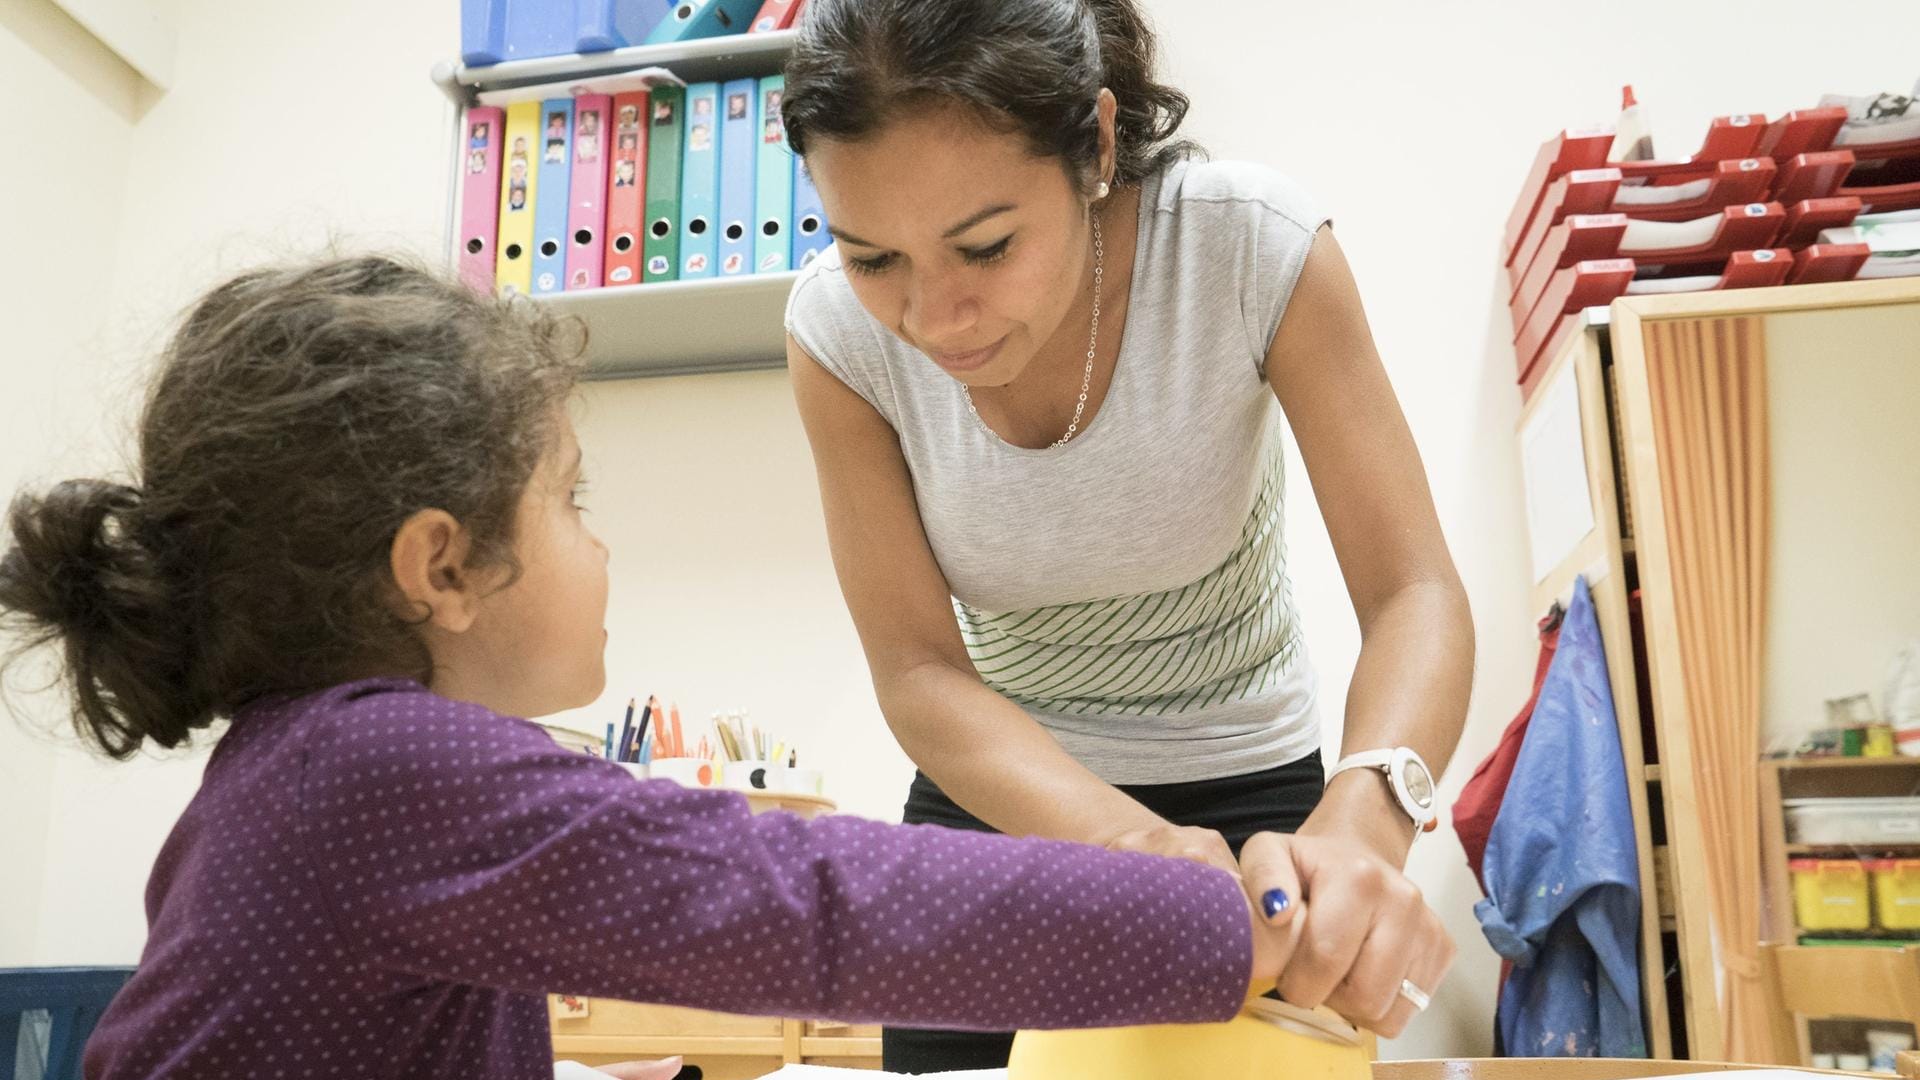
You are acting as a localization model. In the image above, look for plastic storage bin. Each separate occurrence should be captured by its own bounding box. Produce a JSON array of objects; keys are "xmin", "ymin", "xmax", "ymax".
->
[
  {"xmin": 462, "ymin": 0, "xmax": 676, "ymax": 67},
  {"xmin": 1869, "ymin": 858, "xmax": 1920, "ymax": 932},
  {"xmin": 1790, "ymin": 858, "xmax": 1873, "ymax": 932},
  {"xmin": 1784, "ymin": 797, "xmax": 1920, "ymax": 846}
]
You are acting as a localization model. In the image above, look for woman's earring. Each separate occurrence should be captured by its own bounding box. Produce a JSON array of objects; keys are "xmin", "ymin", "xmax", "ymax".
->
[{"xmin": 1097, "ymin": 181, "xmax": 1110, "ymax": 200}]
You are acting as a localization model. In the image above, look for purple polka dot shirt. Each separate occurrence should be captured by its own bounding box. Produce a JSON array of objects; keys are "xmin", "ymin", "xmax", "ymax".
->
[{"xmin": 85, "ymin": 679, "xmax": 1250, "ymax": 1079}]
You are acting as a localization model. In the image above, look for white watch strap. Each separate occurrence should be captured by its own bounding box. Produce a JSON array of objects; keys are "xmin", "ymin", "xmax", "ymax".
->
[{"xmin": 1329, "ymin": 748, "xmax": 1394, "ymax": 777}]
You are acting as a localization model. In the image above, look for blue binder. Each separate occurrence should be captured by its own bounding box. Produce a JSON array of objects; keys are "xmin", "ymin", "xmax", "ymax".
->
[
  {"xmin": 575, "ymin": 0, "xmax": 674, "ymax": 51},
  {"xmin": 645, "ymin": 0, "xmax": 761, "ymax": 44},
  {"xmin": 531, "ymin": 97, "xmax": 575, "ymax": 295},
  {"xmin": 463, "ymin": 0, "xmax": 572, "ymax": 65},
  {"xmin": 791, "ymin": 154, "xmax": 830, "ymax": 269},
  {"xmin": 717, "ymin": 78, "xmax": 758, "ymax": 277},
  {"xmin": 754, "ymin": 74, "xmax": 792, "ymax": 274},
  {"xmin": 679, "ymin": 82, "xmax": 722, "ymax": 279},
  {"xmin": 464, "ymin": 0, "xmax": 676, "ymax": 66}
]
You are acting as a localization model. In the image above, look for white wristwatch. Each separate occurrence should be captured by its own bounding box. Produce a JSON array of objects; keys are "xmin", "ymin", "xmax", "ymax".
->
[{"xmin": 1328, "ymin": 747, "xmax": 1439, "ymax": 833}]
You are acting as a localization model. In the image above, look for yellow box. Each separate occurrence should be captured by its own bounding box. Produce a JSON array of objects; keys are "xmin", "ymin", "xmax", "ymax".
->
[
  {"xmin": 1791, "ymin": 859, "xmax": 1872, "ymax": 932},
  {"xmin": 1868, "ymin": 858, "xmax": 1920, "ymax": 931}
]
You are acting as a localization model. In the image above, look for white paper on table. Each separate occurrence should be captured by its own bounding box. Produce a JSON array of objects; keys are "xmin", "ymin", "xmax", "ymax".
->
[{"xmin": 1520, "ymin": 357, "xmax": 1597, "ymax": 585}]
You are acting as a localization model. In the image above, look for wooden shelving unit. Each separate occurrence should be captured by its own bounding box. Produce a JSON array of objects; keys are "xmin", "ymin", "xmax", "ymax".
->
[
  {"xmin": 1515, "ymin": 277, "xmax": 1920, "ymax": 1061},
  {"xmin": 1757, "ymin": 757, "xmax": 1920, "ymax": 1066},
  {"xmin": 1760, "ymin": 756, "xmax": 1920, "ymax": 944},
  {"xmin": 1518, "ymin": 310, "xmax": 1678, "ymax": 1056}
]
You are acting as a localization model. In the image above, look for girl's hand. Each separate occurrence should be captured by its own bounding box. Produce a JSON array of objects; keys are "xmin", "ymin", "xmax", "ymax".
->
[{"xmin": 1239, "ymin": 831, "xmax": 1454, "ymax": 1038}]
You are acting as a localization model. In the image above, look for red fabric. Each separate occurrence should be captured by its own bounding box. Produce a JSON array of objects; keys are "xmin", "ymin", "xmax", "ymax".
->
[{"xmin": 1454, "ymin": 610, "xmax": 1563, "ymax": 893}]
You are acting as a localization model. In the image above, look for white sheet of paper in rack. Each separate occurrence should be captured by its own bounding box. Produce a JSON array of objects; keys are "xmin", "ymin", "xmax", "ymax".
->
[{"xmin": 1521, "ymin": 356, "xmax": 1597, "ymax": 584}]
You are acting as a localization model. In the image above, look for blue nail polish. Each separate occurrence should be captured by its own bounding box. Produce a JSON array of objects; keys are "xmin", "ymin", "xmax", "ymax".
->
[{"xmin": 1261, "ymin": 888, "xmax": 1290, "ymax": 919}]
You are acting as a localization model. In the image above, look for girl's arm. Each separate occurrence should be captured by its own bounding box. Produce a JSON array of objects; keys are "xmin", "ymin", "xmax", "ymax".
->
[{"xmin": 297, "ymin": 687, "xmax": 1256, "ymax": 1030}]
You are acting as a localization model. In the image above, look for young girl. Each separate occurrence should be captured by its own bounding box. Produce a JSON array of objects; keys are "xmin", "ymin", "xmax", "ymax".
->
[{"xmin": 0, "ymin": 255, "xmax": 1307, "ymax": 1079}]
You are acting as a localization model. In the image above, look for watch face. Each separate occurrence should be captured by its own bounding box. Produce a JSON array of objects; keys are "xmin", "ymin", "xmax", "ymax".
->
[{"xmin": 1401, "ymin": 758, "xmax": 1435, "ymax": 808}]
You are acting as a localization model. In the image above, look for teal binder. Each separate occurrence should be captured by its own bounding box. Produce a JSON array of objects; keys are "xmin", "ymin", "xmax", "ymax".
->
[
  {"xmin": 679, "ymin": 82, "xmax": 721, "ymax": 279},
  {"xmin": 753, "ymin": 74, "xmax": 792, "ymax": 274}
]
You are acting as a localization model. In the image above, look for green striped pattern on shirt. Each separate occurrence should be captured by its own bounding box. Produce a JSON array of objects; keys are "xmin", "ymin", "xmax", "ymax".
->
[{"xmin": 954, "ymin": 446, "xmax": 1300, "ymax": 716}]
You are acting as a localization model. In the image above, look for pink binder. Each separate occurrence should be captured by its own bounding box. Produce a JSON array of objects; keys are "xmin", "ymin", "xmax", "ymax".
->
[
  {"xmin": 565, "ymin": 93, "xmax": 613, "ymax": 291},
  {"xmin": 459, "ymin": 106, "xmax": 506, "ymax": 295}
]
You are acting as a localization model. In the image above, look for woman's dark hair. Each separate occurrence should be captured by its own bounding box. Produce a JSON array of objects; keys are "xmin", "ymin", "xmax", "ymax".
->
[
  {"xmin": 782, "ymin": 0, "xmax": 1199, "ymax": 192},
  {"xmin": 0, "ymin": 255, "xmax": 582, "ymax": 758}
]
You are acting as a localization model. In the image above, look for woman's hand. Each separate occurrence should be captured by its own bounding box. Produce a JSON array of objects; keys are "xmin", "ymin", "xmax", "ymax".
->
[
  {"xmin": 1104, "ymin": 822, "xmax": 1240, "ymax": 877},
  {"xmin": 1238, "ymin": 830, "xmax": 1455, "ymax": 1039}
]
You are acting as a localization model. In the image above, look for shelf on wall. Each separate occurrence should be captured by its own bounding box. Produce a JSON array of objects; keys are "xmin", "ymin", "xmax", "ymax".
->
[
  {"xmin": 1786, "ymin": 843, "xmax": 1920, "ymax": 856},
  {"xmin": 434, "ymin": 30, "xmax": 807, "ymax": 380},
  {"xmin": 1770, "ymin": 756, "xmax": 1920, "ymax": 771},
  {"xmin": 439, "ymin": 29, "xmax": 797, "ymax": 100},
  {"xmin": 539, "ymin": 272, "xmax": 799, "ymax": 379}
]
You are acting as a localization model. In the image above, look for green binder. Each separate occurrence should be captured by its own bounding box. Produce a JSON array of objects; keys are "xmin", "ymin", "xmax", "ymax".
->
[{"xmin": 643, "ymin": 84, "xmax": 686, "ymax": 283}]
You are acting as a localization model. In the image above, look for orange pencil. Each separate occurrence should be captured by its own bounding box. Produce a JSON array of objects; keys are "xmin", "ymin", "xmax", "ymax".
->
[{"xmin": 668, "ymin": 702, "xmax": 686, "ymax": 758}]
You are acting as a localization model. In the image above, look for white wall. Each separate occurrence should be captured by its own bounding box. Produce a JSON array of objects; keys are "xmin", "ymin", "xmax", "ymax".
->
[
  {"xmin": 0, "ymin": 0, "xmax": 145, "ymax": 966},
  {"xmin": 5, "ymin": 0, "xmax": 1920, "ymax": 1060}
]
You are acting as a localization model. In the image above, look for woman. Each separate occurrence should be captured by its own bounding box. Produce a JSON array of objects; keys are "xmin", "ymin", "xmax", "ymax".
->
[{"xmin": 781, "ymin": 0, "xmax": 1474, "ymax": 1069}]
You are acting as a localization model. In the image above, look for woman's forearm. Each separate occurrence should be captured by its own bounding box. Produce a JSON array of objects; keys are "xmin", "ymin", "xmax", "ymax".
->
[
  {"xmin": 875, "ymin": 659, "xmax": 1167, "ymax": 844},
  {"xmin": 1301, "ymin": 578, "xmax": 1474, "ymax": 864}
]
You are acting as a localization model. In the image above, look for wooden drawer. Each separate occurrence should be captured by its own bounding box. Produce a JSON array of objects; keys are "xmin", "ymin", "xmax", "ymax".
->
[{"xmin": 549, "ymin": 996, "xmax": 784, "ymax": 1039}]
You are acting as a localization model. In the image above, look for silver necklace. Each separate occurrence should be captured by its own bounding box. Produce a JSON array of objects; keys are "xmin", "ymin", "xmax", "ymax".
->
[{"xmin": 964, "ymin": 209, "xmax": 1104, "ymax": 448}]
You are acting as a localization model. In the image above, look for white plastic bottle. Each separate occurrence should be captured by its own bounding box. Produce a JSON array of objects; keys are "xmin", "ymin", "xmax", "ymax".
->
[
  {"xmin": 1888, "ymin": 640, "xmax": 1920, "ymax": 757},
  {"xmin": 1608, "ymin": 85, "xmax": 1655, "ymax": 163}
]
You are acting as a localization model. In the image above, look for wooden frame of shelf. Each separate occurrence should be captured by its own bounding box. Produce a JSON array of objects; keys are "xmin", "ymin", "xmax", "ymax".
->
[
  {"xmin": 1518, "ymin": 315, "xmax": 1674, "ymax": 1057},
  {"xmin": 1607, "ymin": 276, "xmax": 1920, "ymax": 1062},
  {"xmin": 429, "ymin": 32, "xmax": 802, "ymax": 379}
]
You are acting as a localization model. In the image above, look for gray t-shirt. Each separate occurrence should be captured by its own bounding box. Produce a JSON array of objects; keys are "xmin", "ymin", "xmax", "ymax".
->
[{"xmin": 786, "ymin": 157, "xmax": 1330, "ymax": 784}]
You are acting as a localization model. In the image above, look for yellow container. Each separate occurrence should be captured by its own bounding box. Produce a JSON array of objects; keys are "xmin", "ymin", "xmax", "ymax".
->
[
  {"xmin": 1790, "ymin": 858, "xmax": 1872, "ymax": 932},
  {"xmin": 1868, "ymin": 858, "xmax": 1920, "ymax": 931},
  {"xmin": 1009, "ymin": 994, "xmax": 1370, "ymax": 1080}
]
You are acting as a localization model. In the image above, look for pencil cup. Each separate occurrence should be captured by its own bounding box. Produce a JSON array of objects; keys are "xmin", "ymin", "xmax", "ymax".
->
[
  {"xmin": 721, "ymin": 762, "xmax": 824, "ymax": 795},
  {"xmin": 617, "ymin": 762, "xmax": 650, "ymax": 781},
  {"xmin": 770, "ymin": 767, "xmax": 823, "ymax": 795},
  {"xmin": 649, "ymin": 756, "xmax": 721, "ymax": 789}
]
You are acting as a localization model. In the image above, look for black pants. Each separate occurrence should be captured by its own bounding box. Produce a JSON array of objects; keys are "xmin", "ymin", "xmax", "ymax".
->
[{"xmin": 880, "ymin": 752, "xmax": 1325, "ymax": 1075}]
